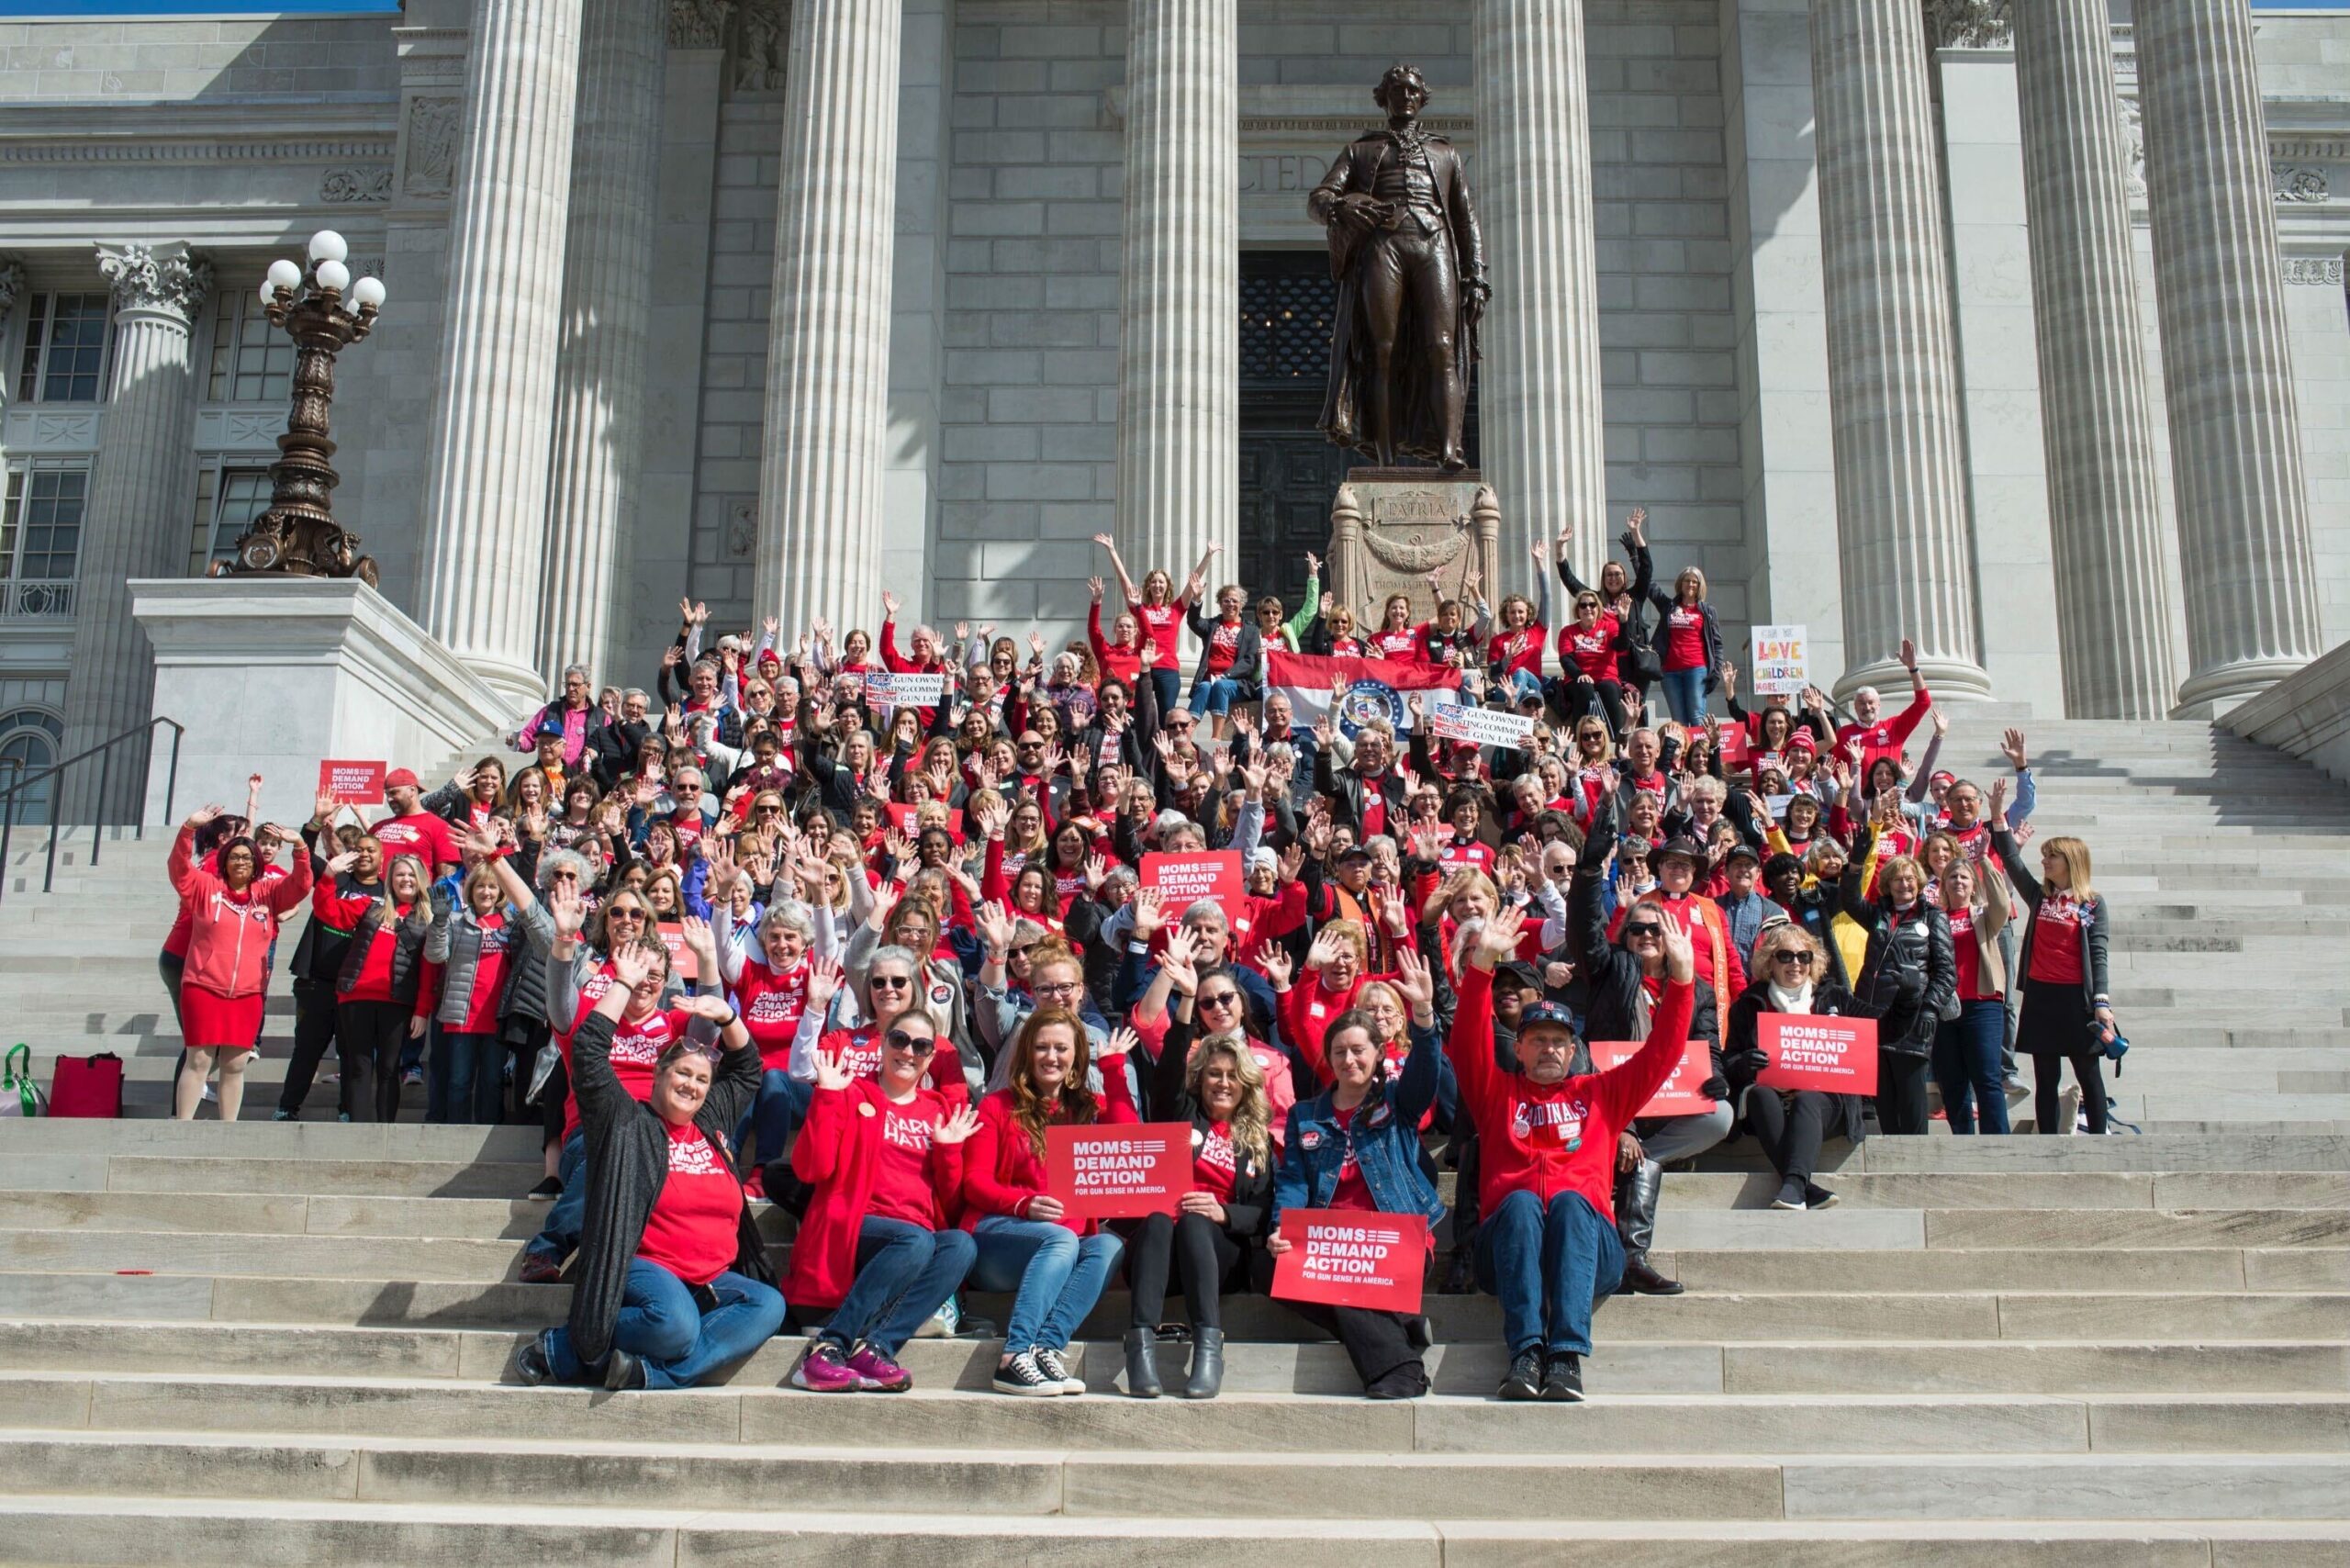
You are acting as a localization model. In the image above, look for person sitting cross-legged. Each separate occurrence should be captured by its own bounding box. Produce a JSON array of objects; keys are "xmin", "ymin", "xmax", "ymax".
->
[
  {"xmin": 516, "ymin": 939, "xmax": 786, "ymax": 1390},
  {"xmin": 1448, "ymin": 903, "xmax": 1697, "ymax": 1402}
]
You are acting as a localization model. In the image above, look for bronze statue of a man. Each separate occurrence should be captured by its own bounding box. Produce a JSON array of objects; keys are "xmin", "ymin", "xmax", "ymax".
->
[{"xmin": 1309, "ymin": 63, "xmax": 1488, "ymax": 472}]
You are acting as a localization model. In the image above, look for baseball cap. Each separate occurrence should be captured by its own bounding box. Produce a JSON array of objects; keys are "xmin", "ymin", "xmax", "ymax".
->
[
  {"xmin": 1724, "ymin": 841, "xmax": 1761, "ymax": 866},
  {"xmin": 385, "ymin": 767, "xmax": 420, "ymax": 790},
  {"xmin": 1494, "ymin": 958, "xmax": 1541, "ymax": 991},
  {"xmin": 1337, "ymin": 843, "xmax": 1372, "ymax": 863},
  {"xmin": 533, "ymin": 715, "xmax": 565, "ymax": 741},
  {"xmin": 1517, "ymin": 1000, "xmax": 1578, "ymax": 1036}
]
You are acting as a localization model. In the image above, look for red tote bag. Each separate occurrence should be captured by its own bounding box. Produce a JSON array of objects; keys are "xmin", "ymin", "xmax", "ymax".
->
[{"xmin": 47, "ymin": 1053, "xmax": 125, "ymax": 1119}]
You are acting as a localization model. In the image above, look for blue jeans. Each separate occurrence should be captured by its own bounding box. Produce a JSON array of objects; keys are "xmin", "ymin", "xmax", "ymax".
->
[
  {"xmin": 1187, "ymin": 676, "xmax": 1240, "ymax": 716},
  {"xmin": 1495, "ymin": 668, "xmax": 1544, "ymax": 706},
  {"xmin": 1659, "ymin": 666, "xmax": 1707, "ymax": 725},
  {"xmin": 737, "ymin": 1070, "xmax": 812, "ymax": 1171},
  {"xmin": 1934, "ymin": 999, "xmax": 2010, "ymax": 1135},
  {"xmin": 968, "ymin": 1214, "xmax": 1124, "ymax": 1352},
  {"xmin": 1147, "ymin": 667, "xmax": 1181, "ymax": 721},
  {"xmin": 431, "ymin": 1028, "xmax": 500, "ymax": 1126},
  {"xmin": 1474, "ymin": 1189, "xmax": 1624, "ymax": 1358},
  {"xmin": 817, "ymin": 1217, "xmax": 978, "ymax": 1356},
  {"xmin": 526, "ymin": 1129, "xmax": 588, "ymax": 1263},
  {"xmin": 546, "ymin": 1260, "xmax": 785, "ymax": 1389}
]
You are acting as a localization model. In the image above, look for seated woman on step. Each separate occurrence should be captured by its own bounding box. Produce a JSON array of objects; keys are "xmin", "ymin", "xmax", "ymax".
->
[
  {"xmin": 786, "ymin": 1006, "xmax": 980, "ymax": 1394},
  {"xmin": 517, "ymin": 938, "xmax": 784, "ymax": 1390}
]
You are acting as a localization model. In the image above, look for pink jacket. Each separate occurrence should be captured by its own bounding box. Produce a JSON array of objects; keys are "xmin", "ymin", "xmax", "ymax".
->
[{"xmin": 169, "ymin": 825, "xmax": 312, "ymax": 999}]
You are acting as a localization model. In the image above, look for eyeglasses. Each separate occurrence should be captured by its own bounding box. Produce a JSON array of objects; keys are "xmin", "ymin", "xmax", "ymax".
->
[
  {"xmin": 1773, "ymin": 951, "xmax": 1817, "ymax": 969},
  {"xmin": 1009, "ymin": 943, "xmax": 1039, "ymax": 959},
  {"xmin": 869, "ymin": 973, "xmax": 912, "ymax": 991},
  {"xmin": 883, "ymin": 1028, "xmax": 937, "ymax": 1056},
  {"xmin": 1034, "ymin": 978, "xmax": 1083, "ymax": 999},
  {"xmin": 1198, "ymin": 991, "xmax": 1242, "ymax": 1013},
  {"xmin": 605, "ymin": 907, "xmax": 647, "ymax": 924}
]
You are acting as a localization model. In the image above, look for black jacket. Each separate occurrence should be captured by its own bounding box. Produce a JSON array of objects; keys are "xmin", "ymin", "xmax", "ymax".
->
[
  {"xmin": 1722, "ymin": 979, "xmax": 1877, "ymax": 1148},
  {"xmin": 1313, "ymin": 747, "xmax": 1407, "ymax": 838},
  {"xmin": 1839, "ymin": 826, "xmax": 1956, "ymax": 1057},
  {"xmin": 562, "ymin": 1010, "xmax": 770, "ymax": 1367},
  {"xmin": 1994, "ymin": 826, "xmax": 2112, "ymax": 1009},
  {"xmin": 334, "ymin": 897, "xmax": 431, "ymax": 1004},
  {"xmin": 1185, "ymin": 605, "xmax": 1264, "ymax": 697},
  {"xmin": 1568, "ymin": 823, "xmax": 1727, "ymax": 1096},
  {"xmin": 1153, "ymin": 1014, "xmax": 1275, "ymax": 1244}
]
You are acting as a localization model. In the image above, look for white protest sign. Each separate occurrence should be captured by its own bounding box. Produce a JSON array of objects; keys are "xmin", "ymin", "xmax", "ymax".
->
[
  {"xmin": 1749, "ymin": 625, "xmax": 1807, "ymax": 697},
  {"xmin": 866, "ymin": 670, "xmax": 947, "ymax": 708},
  {"xmin": 1428, "ymin": 704, "xmax": 1536, "ymax": 751}
]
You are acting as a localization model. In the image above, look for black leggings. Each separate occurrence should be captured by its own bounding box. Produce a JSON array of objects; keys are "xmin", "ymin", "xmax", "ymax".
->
[
  {"xmin": 1874, "ymin": 1052, "xmax": 1931, "ymax": 1136},
  {"xmin": 338, "ymin": 999, "xmax": 413, "ymax": 1124},
  {"xmin": 2032, "ymin": 1050, "xmax": 2108, "ymax": 1135},
  {"xmin": 278, "ymin": 980, "xmax": 347, "ymax": 1118},
  {"xmin": 1281, "ymin": 1300, "xmax": 1426, "ymax": 1395},
  {"xmin": 1124, "ymin": 1211, "xmax": 1243, "ymax": 1330},
  {"xmin": 1550, "ymin": 676, "xmax": 1628, "ymax": 740},
  {"xmin": 1744, "ymin": 1087, "xmax": 1835, "ymax": 1182}
]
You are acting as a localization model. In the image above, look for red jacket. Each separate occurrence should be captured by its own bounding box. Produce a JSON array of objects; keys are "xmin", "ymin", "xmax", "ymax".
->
[
  {"xmin": 959, "ymin": 1065, "xmax": 1137, "ymax": 1238},
  {"xmin": 169, "ymin": 825, "xmax": 313, "ymax": 999},
  {"xmin": 789, "ymin": 1078, "xmax": 967, "ymax": 1309}
]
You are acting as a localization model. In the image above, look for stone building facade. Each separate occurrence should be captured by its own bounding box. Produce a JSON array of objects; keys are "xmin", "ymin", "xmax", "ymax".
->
[{"xmin": 1, "ymin": 0, "xmax": 2346, "ymax": 809}]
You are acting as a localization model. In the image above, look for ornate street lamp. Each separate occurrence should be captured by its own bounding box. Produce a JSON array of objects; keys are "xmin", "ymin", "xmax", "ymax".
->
[{"xmin": 222, "ymin": 230, "xmax": 387, "ymax": 583}]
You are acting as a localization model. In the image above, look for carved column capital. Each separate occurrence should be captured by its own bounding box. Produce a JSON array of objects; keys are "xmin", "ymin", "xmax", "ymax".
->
[
  {"xmin": 0, "ymin": 253, "xmax": 25, "ymax": 318},
  {"xmin": 95, "ymin": 241, "xmax": 212, "ymax": 324},
  {"xmin": 668, "ymin": 0, "xmax": 733, "ymax": 48}
]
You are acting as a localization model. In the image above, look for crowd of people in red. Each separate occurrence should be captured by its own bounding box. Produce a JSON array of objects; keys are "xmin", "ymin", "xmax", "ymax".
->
[{"xmin": 157, "ymin": 517, "xmax": 2121, "ymax": 1400}]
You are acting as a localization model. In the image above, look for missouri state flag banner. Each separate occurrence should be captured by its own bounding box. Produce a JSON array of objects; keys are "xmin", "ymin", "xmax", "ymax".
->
[{"xmin": 1265, "ymin": 649, "xmax": 1459, "ymax": 736}]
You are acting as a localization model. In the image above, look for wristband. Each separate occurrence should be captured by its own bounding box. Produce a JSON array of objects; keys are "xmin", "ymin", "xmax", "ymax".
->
[{"xmin": 1128, "ymin": 940, "xmax": 1150, "ymax": 955}]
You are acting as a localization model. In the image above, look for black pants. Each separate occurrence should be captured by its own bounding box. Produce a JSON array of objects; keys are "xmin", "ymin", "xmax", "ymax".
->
[
  {"xmin": 1124, "ymin": 1211, "xmax": 1243, "ymax": 1330},
  {"xmin": 1281, "ymin": 1299, "xmax": 1427, "ymax": 1396},
  {"xmin": 338, "ymin": 999, "xmax": 412, "ymax": 1124},
  {"xmin": 1874, "ymin": 1051, "xmax": 1931, "ymax": 1135},
  {"xmin": 1745, "ymin": 1087, "xmax": 1833, "ymax": 1182},
  {"xmin": 2032, "ymin": 1050, "xmax": 2108, "ymax": 1135},
  {"xmin": 1552, "ymin": 676, "xmax": 1628, "ymax": 740},
  {"xmin": 278, "ymin": 980, "xmax": 347, "ymax": 1118},
  {"xmin": 1449, "ymin": 1120, "xmax": 1483, "ymax": 1259}
]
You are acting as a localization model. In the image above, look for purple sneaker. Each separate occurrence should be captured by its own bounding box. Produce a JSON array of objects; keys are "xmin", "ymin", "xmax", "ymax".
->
[
  {"xmin": 845, "ymin": 1344, "xmax": 912, "ymax": 1393},
  {"xmin": 790, "ymin": 1341, "xmax": 861, "ymax": 1393}
]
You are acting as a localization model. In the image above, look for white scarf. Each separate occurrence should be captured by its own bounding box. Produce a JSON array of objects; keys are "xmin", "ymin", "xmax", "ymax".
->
[{"xmin": 1767, "ymin": 980, "xmax": 1814, "ymax": 1013}]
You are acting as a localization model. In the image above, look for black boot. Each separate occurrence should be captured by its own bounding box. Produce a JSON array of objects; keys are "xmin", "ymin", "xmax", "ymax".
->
[
  {"xmin": 1182, "ymin": 1327, "xmax": 1224, "ymax": 1399},
  {"xmin": 1618, "ymin": 1158, "xmax": 1684, "ymax": 1296},
  {"xmin": 1123, "ymin": 1326, "xmax": 1162, "ymax": 1398}
]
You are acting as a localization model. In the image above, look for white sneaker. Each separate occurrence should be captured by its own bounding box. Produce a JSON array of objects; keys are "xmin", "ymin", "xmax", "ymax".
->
[{"xmin": 201, "ymin": 1084, "xmax": 218, "ymax": 1103}]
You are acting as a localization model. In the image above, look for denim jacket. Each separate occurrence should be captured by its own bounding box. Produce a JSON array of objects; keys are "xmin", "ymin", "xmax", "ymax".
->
[{"xmin": 1272, "ymin": 1020, "xmax": 1449, "ymax": 1231}]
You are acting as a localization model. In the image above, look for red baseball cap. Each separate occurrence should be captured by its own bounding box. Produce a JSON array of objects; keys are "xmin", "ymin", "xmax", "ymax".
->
[{"xmin": 385, "ymin": 767, "xmax": 420, "ymax": 790}]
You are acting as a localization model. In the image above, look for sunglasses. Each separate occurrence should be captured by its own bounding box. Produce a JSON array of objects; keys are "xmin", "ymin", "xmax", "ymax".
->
[
  {"xmin": 606, "ymin": 907, "xmax": 647, "ymax": 923},
  {"xmin": 1009, "ymin": 943, "xmax": 1039, "ymax": 959},
  {"xmin": 869, "ymin": 973, "xmax": 913, "ymax": 991},
  {"xmin": 1622, "ymin": 923, "xmax": 1664, "ymax": 938},
  {"xmin": 1773, "ymin": 951, "xmax": 1817, "ymax": 968},
  {"xmin": 883, "ymin": 1027, "xmax": 937, "ymax": 1056},
  {"xmin": 1198, "ymin": 991, "xmax": 1242, "ymax": 1012}
]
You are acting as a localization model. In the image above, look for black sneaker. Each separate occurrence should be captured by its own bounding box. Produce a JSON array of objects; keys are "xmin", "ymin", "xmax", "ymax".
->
[
  {"xmin": 513, "ymin": 1329, "xmax": 558, "ymax": 1386},
  {"xmin": 1770, "ymin": 1177, "xmax": 1807, "ymax": 1211},
  {"xmin": 1542, "ymin": 1351, "xmax": 1584, "ymax": 1402},
  {"xmin": 1498, "ymin": 1348, "xmax": 1545, "ymax": 1401},
  {"xmin": 1034, "ymin": 1345, "xmax": 1085, "ymax": 1394},
  {"xmin": 992, "ymin": 1350, "xmax": 1060, "ymax": 1396},
  {"xmin": 527, "ymin": 1176, "xmax": 563, "ymax": 1200},
  {"xmin": 602, "ymin": 1347, "xmax": 644, "ymax": 1390},
  {"xmin": 1803, "ymin": 1182, "xmax": 1839, "ymax": 1210}
]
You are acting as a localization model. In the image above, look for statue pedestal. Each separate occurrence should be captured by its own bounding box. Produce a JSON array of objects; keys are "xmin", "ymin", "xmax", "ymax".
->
[
  {"xmin": 1326, "ymin": 471, "xmax": 1501, "ymax": 622},
  {"xmin": 129, "ymin": 577, "xmax": 521, "ymax": 829}
]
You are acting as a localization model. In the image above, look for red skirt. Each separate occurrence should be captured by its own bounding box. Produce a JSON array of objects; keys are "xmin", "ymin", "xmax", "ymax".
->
[{"xmin": 181, "ymin": 982, "xmax": 263, "ymax": 1052}]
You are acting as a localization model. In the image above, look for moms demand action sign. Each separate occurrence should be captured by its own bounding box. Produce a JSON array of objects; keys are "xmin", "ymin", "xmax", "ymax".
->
[
  {"xmin": 1756, "ymin": 1013, "xmax": 1878, "ymax": 1095},
  {"xmin": 1046, "ymin": 1123, "xmax": 1191, "ymax": 1219},
  {"xmin": 1271, "ymin": 1212, "xmax": 1427, "ymax": 1313}
]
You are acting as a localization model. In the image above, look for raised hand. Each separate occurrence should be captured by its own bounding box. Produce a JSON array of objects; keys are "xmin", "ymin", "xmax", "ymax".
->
[
  {"xmin": 1473, "ymin": 903, "xmax": 1528, "ymax": 969},
  {"xmin": 1129, "ymin": 886, "xmax": 1166, "ymax": 941},
  {"xmin": 805, "ymin": 954, "xmax": 845, "ymax": 1013},
  {"xmin": 679, "ymin": 914, "xmax": 717, "ymax": 966},
  {"xmin": 1660, "ymin": 918, "xmax": 1695, "ymax": 983},
  {"xmin": 610, "ymin": 941, "xmax": 656, "ymax": 990},
  {"xmin": 2001, "ymin": 727, "xmax": 2028, "ymax": 770},
  {"xmin": 1987, "ymin": 775, "xmax": 2009, "ymax": 827},
  {"xmin": 326, "ymin": 849, "xmax": 359, "ymax": 876},
  {"xmin": 976, "ymin": 899, "xmax": 1017, "ymax": 954},
  {"xmin": 1100, "ymin": 1025, "xmax": 1139, "ymax": 1061},
  {"xmin": 1899, "ymin": 636, "xmax": 1919, "ymax": 673},
  {"xmin": 1259, "ymin": 944, "xmax": 1293, "ymax": 990},
  {"xmin": 1304, "ymin": 930, "xmax": 1342, "ymax": 973},
  {"xmin": 809, "ymin": 1046, "xmax": 853, "ymax": 1092},
  {"xmin": 1088, "ymin": 576, "xmax": 1105, "ymax": 603},
  {"xmin": 880, "ymin": 590, "xmax": 901, "ymax": 620},
  {"xmin": 549, "ymin": 882, "xmax": 588, "ymax": 939},
  {"xmin": 1392, "ymin": 945, "xmax": 1435, "ymax": 1012},
  {"xmin": 1158, "ymin": 928, "xmax": 1202, "ymax": 994},
  {"xmin": 313, "ymin": 789, "xmax": 339, "ymax": 823},
  {"xmin": 932, "ymin": 1103, "xmax": 982, "ymax": 1147},
  {"xmin": 1931, "ymin": 708, "xmax": 1949, "ymax": 740}
]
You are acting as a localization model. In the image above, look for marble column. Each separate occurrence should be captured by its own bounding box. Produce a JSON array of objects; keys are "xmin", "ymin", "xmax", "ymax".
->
[
  {"xmin": 1808, "ymin": 0, "xmax": 1990, "ymax": 699},
  {"xmin": 2134, "ymin": 0, "xmax": 2322, "ymax": 711},
  {"xmin": 2011, "ymin": 0, "xmax": 2176, "ymax": 719},
  {"xmin": 1474, "ymin": 0, "xmax": 1605, "ymax": 579},
  {"xmin": 538, "ymin": 0, "xmax": 666, "ymax": 685},
  {"xmin": 753, "ymin": 0, "xmax": 901, "ymax": 633},
  {"xmin": 1114, "ymin": 0, "xmax": 1238, "ymax": 592},
  {"xmin": 416, "ymin": 0, "xmax": 587, "ymax": 708},
  {"xmin": 61, "ymin": 242, "xmax": 211, "ymax": 823}
]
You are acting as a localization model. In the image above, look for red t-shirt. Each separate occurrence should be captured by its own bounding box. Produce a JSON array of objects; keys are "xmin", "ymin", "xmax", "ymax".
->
[
  {"xmin": 2028, "ymin": 894, "xmax": 2087, "ymax": 986},
  {"xmin": 1371, "ymin": 628, "xmax": 1418, "ymax": 657},
  {"xmin": 735, "ymin": 957, "xmax": 811, "ymax": 1073},
  {"xmin": 1204, "ymin": 616, "xmax": 1244, "ymax": 677},
  {"xmin": 1948, "ymin": 904, "xmax": 1990, "ymax": 1002},
  {"xmin": 371, "ymin": 811, "xmax": 460, "ymax": 872},
  {"xmin": 460, "ymin": 913, "xmax": 510, "ymax": 1035},
  {"xmin": 636, "ymin": 1122, "xmax": 741, "ymax": 1285},
  {"xmin": 1360, "ymin": 784, "xmax": 1388, "ymax": 839},
  {"xmin": 868, "ymin": 1097, "xmax": 948, "ymax": 1227},
  {"xmin": 345, "ymin": 901, "xmax": 422, "ymax": 1003},
  {"xmin": 1329, "ymin": 1105, "xmax": 1375, "ymax": 1213},
  {"xmin": 562, "ymin": 996, "xmax": 686, "ymax": 1138},
  {"xmin": 1487, "ymin": 624, "xmax": 1545, "ymax": 679},
  {"xmin": 1662, "ymin": 605, "xmax": 1706, "ymax": 672},
  {"xmin": 1559, "ymin": 616, "xmax": 1623, "ymax": 682},
  {"xmin": 1192, "ymin": 1119, "xmax": 1239, "ymax": 1204},
  {"xmin": 1131, "ymin": 600, "xmax": 1184, "ymax": 667}
]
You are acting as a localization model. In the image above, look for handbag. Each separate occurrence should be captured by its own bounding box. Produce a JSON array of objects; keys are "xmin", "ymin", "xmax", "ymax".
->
[
  {"xmin": 524, "ymin": 1040, "xmax": 565, "ymax": 1108},
  {"xmin": 3, "ymin": 1044, "xmax": 45, "ymax": 1118},
  {"xmin": 2097, "ymin": 1025, "xmax": 2129, "ymax": 1076},
  {"xmin": 47, "ymin": 1052, "xmax": 125, "ymax": 1119}
]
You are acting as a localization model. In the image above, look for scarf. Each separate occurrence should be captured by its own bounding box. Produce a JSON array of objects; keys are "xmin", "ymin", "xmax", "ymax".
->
[{"xmin": 1767, "ymin": 979, "xmax": 1814, "ymax": 1013}]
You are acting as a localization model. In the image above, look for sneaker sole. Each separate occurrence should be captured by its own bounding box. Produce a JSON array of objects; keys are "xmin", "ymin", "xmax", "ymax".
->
[
  {"xmin": 1543, "ymin": 1383, "xmax": 1586, "ymax": 1403},
  {"xmin": 991, "ymin": 1380, "xmax": 1062, "ymax": 1396},
  {"xmin": 1497, "ymin": 1379, "xmax": 1543, "ymax": 1402},
  {"xmin": 789, "ymin": 1374, "xmax": 861, "ymax": 1393},
  {"xmin": 1769, "ymin": 1199, "xmax": 1807, "ymax": 1211},
  {"xmin": 1808, "ymin": 1193, "xmax": 1841, "ymax": 1209}
]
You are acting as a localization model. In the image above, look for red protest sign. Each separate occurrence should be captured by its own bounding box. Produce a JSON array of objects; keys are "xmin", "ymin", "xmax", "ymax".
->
[
  {"xmin": 1138, "ymin": 850, "xmax": 1243, "ymax": 916},
  {"xmin": 318, "ymin": 759, "xmax": 386, "ymax": 806},
  {"xmin": 656, "ymin": 922, "xmax": 699, "ymax": 981},
  {"xmin": 1046, "ymin": 1122, "xmax": 1191, "ymax": 1218},
  {"xmin": 1714, "ymin": 724, "xmax": 1750, "ymax": 768},
  {"xmin": 1756, "ymin": 1013, "xmax": 1878, "ymax": 1095},
  {"xmin": 1590, "ymin": 1037, "xmax": 1718, "ymax": 1115},
  {"xmin": 1271, "ymin": 1211, "xmax": 1427, "ymax": 1313}
]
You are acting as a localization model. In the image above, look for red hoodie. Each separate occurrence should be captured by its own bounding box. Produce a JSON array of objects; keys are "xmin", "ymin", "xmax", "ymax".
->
[
  {"xmin": 1449, "ymin": 963, "xmax": 1695, "ymax": 1222},
  {"xmin": 168, "ymin": 826, "xmax": 312, "ymax": 998}
]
